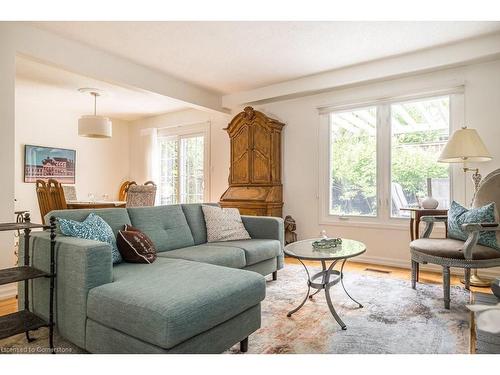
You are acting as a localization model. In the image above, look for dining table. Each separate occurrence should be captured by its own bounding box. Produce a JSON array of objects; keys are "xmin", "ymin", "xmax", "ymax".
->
[{"xmin": 66, "ymin": 200, "xmax": 127, "ymax": 209}]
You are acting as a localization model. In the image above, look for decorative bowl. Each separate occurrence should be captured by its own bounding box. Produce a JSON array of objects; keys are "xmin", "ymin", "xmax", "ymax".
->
[{"xmin": 312, "ymin": 238, "xmax": 342, "ymax": 250}]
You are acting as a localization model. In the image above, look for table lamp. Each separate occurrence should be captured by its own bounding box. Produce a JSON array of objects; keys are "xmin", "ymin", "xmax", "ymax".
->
[{"xmin": 438, "ymin": 126, "xmax": 493, "ymax": 287}]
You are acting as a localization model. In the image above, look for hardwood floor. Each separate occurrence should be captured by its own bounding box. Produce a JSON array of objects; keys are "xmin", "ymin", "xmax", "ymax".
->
[
  {"xmin": 0, "ymin": 297, "xmax": 17, "ymax": 316},
  {"xmin": 285, "ymin": 257, "xmax": 491, "ymax": 294},
  {"xmin": 0, "ymin": 258, "xmax": 491, "ymax": 317}
]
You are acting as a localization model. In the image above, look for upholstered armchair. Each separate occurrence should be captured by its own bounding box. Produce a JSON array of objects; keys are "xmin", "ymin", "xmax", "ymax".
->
[{"xmin": 410, "ymin": 169, "xmax": 500, "ymax": 309}]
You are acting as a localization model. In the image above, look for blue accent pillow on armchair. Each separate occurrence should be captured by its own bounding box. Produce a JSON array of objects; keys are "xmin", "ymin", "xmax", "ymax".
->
[
  {"xmin": 58, "ymin": 212, "xmax": 122, "ymax": 264},
  {"xmin": 447, "ymin": 200, "xmax": 499, "ymax": 250}
]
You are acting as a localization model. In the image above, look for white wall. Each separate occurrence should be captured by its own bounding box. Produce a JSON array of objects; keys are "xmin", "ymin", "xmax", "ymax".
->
[
  {"xmin": 0, "ymin": 29, "xmax": 16, "ymax": 299},
  {"xmin": 247, "ymin": 59, "xmax": 500, "ymax": 275},
  {"xmin": 15, "ymin": 78, "xmax": 131, "ymax": 225},
  {"xmin": 129, "ymin": 108, "xmax": 231, "ymax": 202}
]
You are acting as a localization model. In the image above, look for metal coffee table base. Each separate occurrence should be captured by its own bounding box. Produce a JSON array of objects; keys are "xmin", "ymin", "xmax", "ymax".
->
[{"xmin": 287, "ymin": 259, "xmax": 363, "ymax": 330}]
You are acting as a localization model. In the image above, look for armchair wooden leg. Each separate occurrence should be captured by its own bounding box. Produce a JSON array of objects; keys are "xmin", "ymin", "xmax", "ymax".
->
[
  {"xmin": 240, "ymin": 337, "xmax": 248, "ymax": 353},
  {"xmin": 443, "ymin": 266, "xmax": 451, "ymax": 309},
  {"xmin": 411, "ymin": 260, "xmax": 418, "ymax": 289},
  {"xmin": 464, "ymin": 268, "xmax": 471, "ymax": 290},
  {"xmin": 272, "ymin": 271, "xmax": 277, "ymax": 281}
]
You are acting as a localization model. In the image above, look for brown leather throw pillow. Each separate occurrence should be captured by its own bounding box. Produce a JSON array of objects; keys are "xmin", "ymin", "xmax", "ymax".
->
[{"xmin": 117, "ymin": 224, "xmax": 157, "ymax": 264}]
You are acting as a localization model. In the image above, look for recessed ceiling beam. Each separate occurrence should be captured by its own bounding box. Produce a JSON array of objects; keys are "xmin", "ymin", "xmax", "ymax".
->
[
  {"xmin": 222, "ymin": 32, "xmax": 500, "ymax": 109},
  {"xmin": 4, "ymin": 23, "xmax": 227, "ymax": 114}
]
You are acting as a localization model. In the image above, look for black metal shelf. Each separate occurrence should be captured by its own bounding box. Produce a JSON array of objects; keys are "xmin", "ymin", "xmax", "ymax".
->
[
  {"xmin": 0, "ymin": 310, "xmax": 49, "ymax": 340},
  {"xmin": 0, "ymin": 266, "xmax": 50, "ymax": 286},
  {"xmin": 0, "ymin": 222, "xmax": 47, "ymax": 232},
  {"xmin": 0, "ymin": 213, "xmax": 56, "ymax": 352}
]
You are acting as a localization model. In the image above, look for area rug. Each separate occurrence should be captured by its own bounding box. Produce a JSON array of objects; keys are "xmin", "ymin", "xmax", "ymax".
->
[
  {"xmin": 227, "ymin": 264, "xmax": 470, "ymax": 354},
  {"xmin": 0, "ymin": 264, "xmax": 470, "ymax": 354}
]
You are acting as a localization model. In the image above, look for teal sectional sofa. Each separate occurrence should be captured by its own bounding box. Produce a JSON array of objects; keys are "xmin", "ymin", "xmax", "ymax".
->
[{"xmin": 19, "ymin": 204, "xmax": 284, "ymax": 353}]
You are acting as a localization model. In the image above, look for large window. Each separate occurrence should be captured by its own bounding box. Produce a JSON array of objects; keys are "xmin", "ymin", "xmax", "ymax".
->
[
  {"xmin": 330, "ymin": 107, "xmax": 377, "ymax": 216},
  {"xmin": 323, "ymin": 92, "xmax": 455, "ymax": 222},
  {"xmin": 391, "ymin": 97, "xmax": 450, "ymax": 217},
  {"xmin": 158, "ymin": 124, "xmax": 209, "ymax": 205}
]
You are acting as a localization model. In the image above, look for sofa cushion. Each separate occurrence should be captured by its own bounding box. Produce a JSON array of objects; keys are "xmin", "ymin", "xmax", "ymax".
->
[
  {"xmin": 410, "ymin": 238, "xmax": 500, "ymax": 260},
  {"xmin": 157, "ymin": 244, "xmax": 246, "ymax": 268},
  {"xmin": 47, "ymin": 208, "xmax": 131, "ymax": 236},
  {"xmin": 87, "ymin": 257, "xmax": 265, "ymax": 349},
  {"xmin": 210, "ymin": 239, "xmax": 282, "ymax": 266},
  {"xmin": 181, "ymin": 204, "xmax": 208, "ymax": 245},
  {"xmin": 127, "ymin": 205, "xmax": 194, "ymax": 252}
]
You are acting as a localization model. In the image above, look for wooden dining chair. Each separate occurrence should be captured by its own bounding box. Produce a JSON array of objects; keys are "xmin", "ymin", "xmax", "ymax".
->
[
  {"xmin": 118, "ymin": 180, "xmax": 137, "ymax": 201},
  {"xmin": 35, "ymin": 180, "xmax": 52, "ymax": 224},
  {"xmin": 47, "ymin": 179, "xmax": 67, "ymax": 210}
]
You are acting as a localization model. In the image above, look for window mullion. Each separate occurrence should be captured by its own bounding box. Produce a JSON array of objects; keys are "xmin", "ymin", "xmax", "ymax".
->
[{"xmin": 377, "ymin": 104, "xmax": 391, "ymax": 221}]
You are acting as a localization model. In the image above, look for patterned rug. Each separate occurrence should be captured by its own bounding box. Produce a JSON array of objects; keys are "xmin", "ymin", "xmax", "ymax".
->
[
  {"xmin": 229, "ymin": 264, "xmax": 470, "ymax": 354},
  {"xmin": 0, "ymin": 264, "xmax": 470, "ymax": 354}
]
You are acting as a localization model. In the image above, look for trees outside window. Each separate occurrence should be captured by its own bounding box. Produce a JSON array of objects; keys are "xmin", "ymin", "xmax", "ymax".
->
[
  {"xmin": 391, "ymin": 97, "xmax": 450, "ymax": 217},
  {"xmin": 330, "ymin": 107, "xmax": 377, "ymax": 216},
  {"xmin": 328, "ymin": 95, "xmax": 451, "ymax": 219}
]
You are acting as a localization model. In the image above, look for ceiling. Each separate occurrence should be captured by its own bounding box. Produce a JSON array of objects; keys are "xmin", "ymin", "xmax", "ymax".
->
[
  {"xmin": 33, "ymin": 21, "xmax": 500, "ymax": 94},
  {"xmin": 15, "ymin": 57, "xmax": 188, "ymax": 121}
]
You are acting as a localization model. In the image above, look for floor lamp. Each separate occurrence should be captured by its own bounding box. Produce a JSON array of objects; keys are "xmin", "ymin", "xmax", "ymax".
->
[{"xmin": 438, "ymin": 126, "xmax": 493, "ymax": 287}]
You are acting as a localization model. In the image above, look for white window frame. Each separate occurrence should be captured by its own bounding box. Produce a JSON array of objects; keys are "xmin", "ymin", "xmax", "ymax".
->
[
  {"xmin": 157, "ymin": 122, "xmax": 211, "ymax": 204},
  {"xmin": 318, "ymin": 89, "xmax": 464, "ymax": 229}
]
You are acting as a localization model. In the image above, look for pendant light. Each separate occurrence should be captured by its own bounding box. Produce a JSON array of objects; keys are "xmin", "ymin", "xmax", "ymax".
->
[{"xmin": 78, "ymin": 88, "xmax": 112, "ymax": 138}]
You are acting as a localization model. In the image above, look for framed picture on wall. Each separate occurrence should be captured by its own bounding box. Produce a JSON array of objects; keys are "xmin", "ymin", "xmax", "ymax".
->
[{"xmin": 24, "ymin": 145, "xmax": 76, "ymax": 183}]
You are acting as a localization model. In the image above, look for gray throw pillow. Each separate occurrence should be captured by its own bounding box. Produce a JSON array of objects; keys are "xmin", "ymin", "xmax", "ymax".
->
[{"xmin": 201, "ymin": 205, "xmax": 251, "ymax": 242}]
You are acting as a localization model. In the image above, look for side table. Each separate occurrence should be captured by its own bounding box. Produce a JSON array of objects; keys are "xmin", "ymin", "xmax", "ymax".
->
[
  {"xmin": 400, "ymin": 207, "xmax": 448, "ymax": 241},
  {"xmin": 284, "ymin": 238, "xmax": 366, "ymax": 330}
]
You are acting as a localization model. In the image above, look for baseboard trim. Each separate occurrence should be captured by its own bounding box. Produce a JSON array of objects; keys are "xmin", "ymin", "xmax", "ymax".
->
[
  {"xmin": 355, "ymin": 254, "xmax": 500, "ymax": 278},
  {"xmin": 0, "ymin": 284, "xmax": 17, "ymax": 301}
]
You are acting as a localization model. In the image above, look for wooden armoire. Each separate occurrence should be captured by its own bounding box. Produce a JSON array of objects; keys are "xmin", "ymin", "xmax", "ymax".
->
[{"xmin": 219, "ymin": 106, "xmax": 285, "ymax": 217}]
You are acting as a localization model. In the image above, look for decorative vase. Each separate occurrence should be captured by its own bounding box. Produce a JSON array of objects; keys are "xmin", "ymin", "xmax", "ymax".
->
[{"xmin": 421, "ymin": 196, "xmax": 439, "ymax": 209}]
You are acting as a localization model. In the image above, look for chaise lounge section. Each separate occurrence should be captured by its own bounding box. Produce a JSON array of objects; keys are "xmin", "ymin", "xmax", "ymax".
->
[{"xmin": 19, "ymin": 203, "xmax": 284, "ymax": 353}]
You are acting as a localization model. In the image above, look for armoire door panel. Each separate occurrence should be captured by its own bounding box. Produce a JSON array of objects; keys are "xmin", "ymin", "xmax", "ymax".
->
[
  {"xmin": 231, "ymin": 125, "xmax": 250, "ymax": 184},
  {"xmin": 253, "ymin": 125, "xmax": 271, "ymax": 155},
  {"xmin": 231, "ymin": 153, "xmax": 249, "ymax": 183},
  {"xmin": 232, "ymin": 125, "xmax": 250, "ymax": 161},
  {"xmin": 251, "ymin": 124, "xmax": 271, "ymax": 183},
  {"xmin": 252, "ymin": 151, "xmax": 271, "ymax": 183}
]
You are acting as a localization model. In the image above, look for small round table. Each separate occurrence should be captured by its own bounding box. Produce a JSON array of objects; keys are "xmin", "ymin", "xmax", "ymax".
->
[{"xmin": 284, "ymin": 238, "xmax": 366, "ymax": 330}]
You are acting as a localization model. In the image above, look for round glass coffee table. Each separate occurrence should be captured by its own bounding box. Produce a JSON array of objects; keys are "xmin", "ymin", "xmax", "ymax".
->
[{"xmin": 284, "ymin": 238, "xmax": 366, "ymax": 330}]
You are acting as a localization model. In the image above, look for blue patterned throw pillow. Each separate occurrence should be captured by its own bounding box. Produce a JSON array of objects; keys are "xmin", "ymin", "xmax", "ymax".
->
[
  {"xmin": 447, "ymin": 201, "xmax": 499, "ymax": 250},
  {"xmin": 58, "ymin": 213, "xmax": 122, "ymax": 264}
]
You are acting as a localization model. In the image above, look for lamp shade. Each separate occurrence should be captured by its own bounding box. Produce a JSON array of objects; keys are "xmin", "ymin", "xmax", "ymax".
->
[
  {"xmin": 78, "ymin": 115, "xmax": 112, "ymax": 138},
  {"xmin": 438, "ymin": 127, "xmax": 492, "ymax": 163}
]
